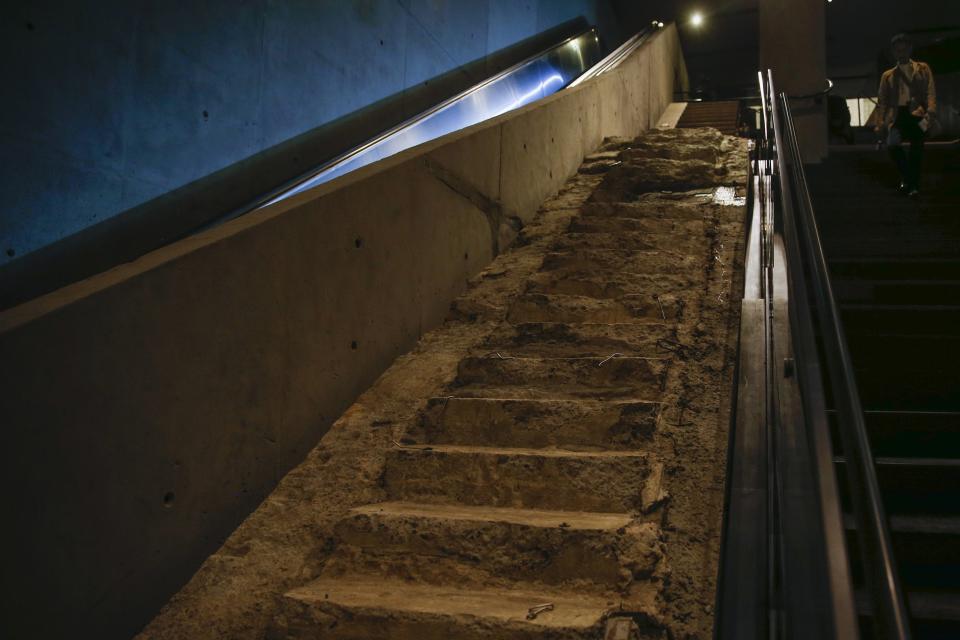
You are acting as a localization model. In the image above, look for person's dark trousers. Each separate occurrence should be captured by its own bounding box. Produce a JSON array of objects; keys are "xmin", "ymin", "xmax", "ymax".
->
[{"xmin": 887, "ymin": 106, "xmax": 925, "ymax": 191}]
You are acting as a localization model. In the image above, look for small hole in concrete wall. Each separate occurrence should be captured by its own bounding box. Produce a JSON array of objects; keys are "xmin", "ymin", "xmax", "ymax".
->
[
  {"xmin": 379, "ymin": 39, "xmax": 384, "ymax": 45},
  {"xmin": 26, "ymin": 22, "xmax": 35, "ymax": 31},
  {"xmin": 551, "ymin": 137, "xmax": 555, "ymax": 143},
  {"xmin": 522, "ymin": 143, "xmax": 527, "ymax": 150},
  {"xmin": 354, "ymin": 237, "xmax": 363, "ymax": 248},
  {"xmin": 350, "ymin": 340, "xmax": 358, "ymax": 350},
  {"xmin": 464, "ymin": 252, "xmax": 469, "ymax": 260},
  {"xmin": 202, "ymin": 110, "xmax": 209, "ymax": 120},
  {"xmin": 163, "ymin": 491, "xmax": 175, "ymax": 507},
  {"xmin": 5, "ymin": 248, "xmax": 14, "ymax": 258},
  {"xmin": 549, "ymin": 170, "xmax": 553, "ymax": 178}
]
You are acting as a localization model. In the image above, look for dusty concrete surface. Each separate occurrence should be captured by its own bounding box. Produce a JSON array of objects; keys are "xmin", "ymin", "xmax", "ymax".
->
[{"xmin": 138, "ymin": 126, "xmax": 747, "ymax": 640}]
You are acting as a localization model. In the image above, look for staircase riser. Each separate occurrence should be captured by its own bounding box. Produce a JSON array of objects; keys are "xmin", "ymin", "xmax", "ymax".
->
[
  {"xmin": 415, "ymin": 398, "xmax": 660, "ymax": 449},
  {"xmin": 325, "ymin": 514, "xmax": 661, "ymax": 588},
  {"xmin": 385, "ymin": 448, "xmax": 663, "ymax": 512}
]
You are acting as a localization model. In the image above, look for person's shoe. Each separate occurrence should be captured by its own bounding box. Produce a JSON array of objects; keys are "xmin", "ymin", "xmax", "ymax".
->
[
  {"xmin": 907, "ymin": 188, "xmax": 920, "ymax": 198},
  {"xmin": 898, "ymin": 181, "xmax": 909, "ymax": 193}
]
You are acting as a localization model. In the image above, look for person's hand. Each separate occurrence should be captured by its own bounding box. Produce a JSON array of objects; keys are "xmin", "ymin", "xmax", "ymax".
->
[{"xmin": 911, "ymin": 105, "xmax": 926, "ymax": 117}]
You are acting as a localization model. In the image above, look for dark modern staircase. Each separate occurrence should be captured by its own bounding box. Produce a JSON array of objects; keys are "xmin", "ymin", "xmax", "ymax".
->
[{"xmin": 808, "ymin": 143, "xmax": 960, "ymax": 639}]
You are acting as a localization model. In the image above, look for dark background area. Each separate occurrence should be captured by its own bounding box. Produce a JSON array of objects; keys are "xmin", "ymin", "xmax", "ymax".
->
[{"xmin": 612, "ymin": 0, "xmax": 960, "ymax": 98}]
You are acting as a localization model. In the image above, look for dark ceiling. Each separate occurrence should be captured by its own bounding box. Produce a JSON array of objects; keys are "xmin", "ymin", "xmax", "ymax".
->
[{"xmin": 610, "ymin": 0, "xmax": 960, "ymax": 98}]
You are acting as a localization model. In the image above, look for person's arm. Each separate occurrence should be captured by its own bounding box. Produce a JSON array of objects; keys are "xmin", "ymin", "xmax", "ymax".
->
[
  {"xmin": 875, "ymin": 73, "xmax": 890, "ymax": 131},
  {"xmin": 926, "ymin": 64, "xmax": 937, "ymax": 114}
]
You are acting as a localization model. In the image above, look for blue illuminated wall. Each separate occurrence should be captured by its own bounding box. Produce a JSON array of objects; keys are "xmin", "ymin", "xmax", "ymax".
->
[{"xmin": 0, "ymin": 0, "xmax": 620, "ymax": 267}]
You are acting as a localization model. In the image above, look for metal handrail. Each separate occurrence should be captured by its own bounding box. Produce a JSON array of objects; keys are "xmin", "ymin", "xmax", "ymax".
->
[
  {"xmin": 757, "ymin": 71, "xmax": 769, "ymax": 138},
  {"xmin": 719, "ymin": 67, "xmax": 912, "ymax": 640},
  {"xmin": 765, "ymin": 72, "xmax": 912, "ymax": 639},
  {"xmin": 788, "ymin": 78, "xmax": 834, "ymax": 100},
  {"xmin": 765, "ymin": 70, "xmax": 858, "ymax": 638},
  {"xmin": 206, "ymin": 26, "xmax": 607, "ymax": 226},
  {"xmin": 567, "ymin": 22, "xmax": 659, "ymax": 87}
]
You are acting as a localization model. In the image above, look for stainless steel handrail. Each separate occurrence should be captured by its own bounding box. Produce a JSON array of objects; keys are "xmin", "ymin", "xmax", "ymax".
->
[
  {"xmin": 766, "ymin": 70, "xmax": 912, "ymax": 639},
  {"xmin": 200, "ymin": 26, "xmax": 607, "ymax": 229},
  {"xmin": 757, "ymin": 71, "xmax": 769, "ymax": 138},
  {"xmin": 257, "ymin": 27, "xmax": 604, "ymax": 207},
  {"xmin": 765, "ymin": 69, "xmax": 859, "ymax": 639},
  {"xmin": 776, "ymin": 91, "xmax": 912, "ymax": 640},
  {"xmin": 567, "ymin": 22, "xmax": 658, "ymax": 87},
  {"xmin": 788, "ymin": 78, "xmax": 835, "ymax": 100},
  {"xmin": 203, "ymin": 22, "xmax": 669, "ymax": 231}
]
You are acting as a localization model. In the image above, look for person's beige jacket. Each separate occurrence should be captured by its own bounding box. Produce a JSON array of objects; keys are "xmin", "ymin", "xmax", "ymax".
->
[{"xmin": 876, "ymin": 60, "xmax": 936, "ymax": 128}]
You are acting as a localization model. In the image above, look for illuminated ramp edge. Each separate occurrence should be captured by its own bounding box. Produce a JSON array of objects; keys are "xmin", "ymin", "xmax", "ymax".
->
[{"xmin": 259, "ymin": 30, "xmax": 606, "ymax": 208}]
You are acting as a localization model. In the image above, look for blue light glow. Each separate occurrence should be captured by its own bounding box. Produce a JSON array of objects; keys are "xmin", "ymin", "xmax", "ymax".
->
[{"xmin": 261, "ymin": 31, "xmax": 602, "ymax": 207}]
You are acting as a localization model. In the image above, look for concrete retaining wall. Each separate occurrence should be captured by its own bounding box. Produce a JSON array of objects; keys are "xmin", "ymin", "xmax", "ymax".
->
[
  {"xmin": 0, "ymin": 25, "xmax": 685, "ymax": 639},
  {"xmin": 1, "ymin": 0, "xmax": 625, "ymax": 267}
]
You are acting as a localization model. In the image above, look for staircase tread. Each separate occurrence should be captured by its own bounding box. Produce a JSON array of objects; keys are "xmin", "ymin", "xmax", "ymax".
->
[
  {"xmin": 427, "ymin": 396, "xmax": 663, "ymax": 406},
  {"xmin": 854, "ymin": 409, "xmax": 960, "ymax": 418},
  {"xmin": 350, "ymin": 501, "xmax": 634, "ymax": 530},
  {"xmin": 857, "ymin": 588, "xmax": 960, "ymax": 621},
  {"xmin": 834, "ymin": 455, "xmax": 960, "ymax": 467},
  {"xmin": 286, "ymin": 576, "xmax": 614, "ymax": 628},
  {"xmin": 830, "ymin": 257, "xmax": 960, "ymax": 265},
  {"xmin": 459, "ymin": 355, "xmax": 667, "ymax": 362},
  {"xmin": 392, "ymin": 443, "xmax": 652, "ymax": 458},
  {"xmin": 844, "ymin": 513, "xmax": 960, "ymax": 535},
  {"xmin": 840, "ymin": 303, "xmax": 960, "ymax": 311}
]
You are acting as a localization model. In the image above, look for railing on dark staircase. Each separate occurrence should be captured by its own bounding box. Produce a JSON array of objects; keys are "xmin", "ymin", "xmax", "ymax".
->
[{"xmin": 716, "ymin": 70, "xmax": 912, "ymax": 640}]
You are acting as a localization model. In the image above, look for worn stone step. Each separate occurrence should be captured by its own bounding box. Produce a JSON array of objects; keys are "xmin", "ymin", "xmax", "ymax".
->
[
  {"xmin": 323, "ymin": 501, "xmax": 663, "ymax": 590},
  {"xmin": 453, "ymin": 355, "xmax": 667, "ymax": 400},
  {"xmin": 410, "ymin": 397, "xmax": 662, "ymax": 449},
  {"xmin": 525, "ymin": 272, "xmax": 695, "ymax": 300},
  {"xmin": 591, "ymin": 160, "xmax": 731, "ymax": 199},
  {"xmin": 580, "ymin": 199, "xmax": 720, "ymax": 222},
  {"xmin": 621, "ymin": 143, "xmax": 721, "ymax": 164},
  {"xmin": 384, "ymin": 445, "xmax": 667, "ymax": 513},
  {"xmin": 540, "ymin": 249, "xmax": 702, "ymax": 276},
  {"xmin": 478, "ymin": 321, "xmax": 675, "ymax": 358},
  {"xmin": 274, "ymin": 577, "xmax": 617, "ymax": 639},
  {"xmin": 645, "ymin": 189, "xmax": 747, "ymax": 212},
  {"xmin": 639, "ymin": 125, "xmax": 729, "ymax": 142},
  {"xmin": 583, "ymin": 150, "xmax": 622, "ymax": 162},
  {"xmin": 551, "ymin": 232, "xmax": 709, "ymax": 254},
  {"xmin": 507, "ymin": 293, "xmax": 683, "ymax": 325},
  {"xmin": 568, "ymin": 214, "xmax": 742, "ymax": 241},
  {"xmin": 569, "ymin": 213, "xmax": 706, "ymax": 236}
]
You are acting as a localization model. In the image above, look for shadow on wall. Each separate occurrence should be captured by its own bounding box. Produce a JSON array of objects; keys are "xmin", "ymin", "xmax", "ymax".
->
[{"xmin": 0, "ymin": 17, "xmax": 595, "ymax": 312}]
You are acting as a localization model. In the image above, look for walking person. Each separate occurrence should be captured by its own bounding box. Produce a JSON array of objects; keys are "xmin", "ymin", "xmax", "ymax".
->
[{"xmin": 875, "ymin": 33, "xmax": 937, "ymax": 198}]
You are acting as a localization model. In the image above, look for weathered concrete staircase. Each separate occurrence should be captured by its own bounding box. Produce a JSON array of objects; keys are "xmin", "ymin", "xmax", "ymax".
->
[{"xmin": 264, "ymin": 128, "xmax": 747, "ymax": 639}]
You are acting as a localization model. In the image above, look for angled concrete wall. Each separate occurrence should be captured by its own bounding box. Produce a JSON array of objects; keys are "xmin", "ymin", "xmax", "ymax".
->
[
  {"xmin": 0, "ymin": 25, "xmax": 685, "ymax": 640},
  {"xmin": 1, "ymin": 0, "xmax": 625, "ymax": 267}
]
